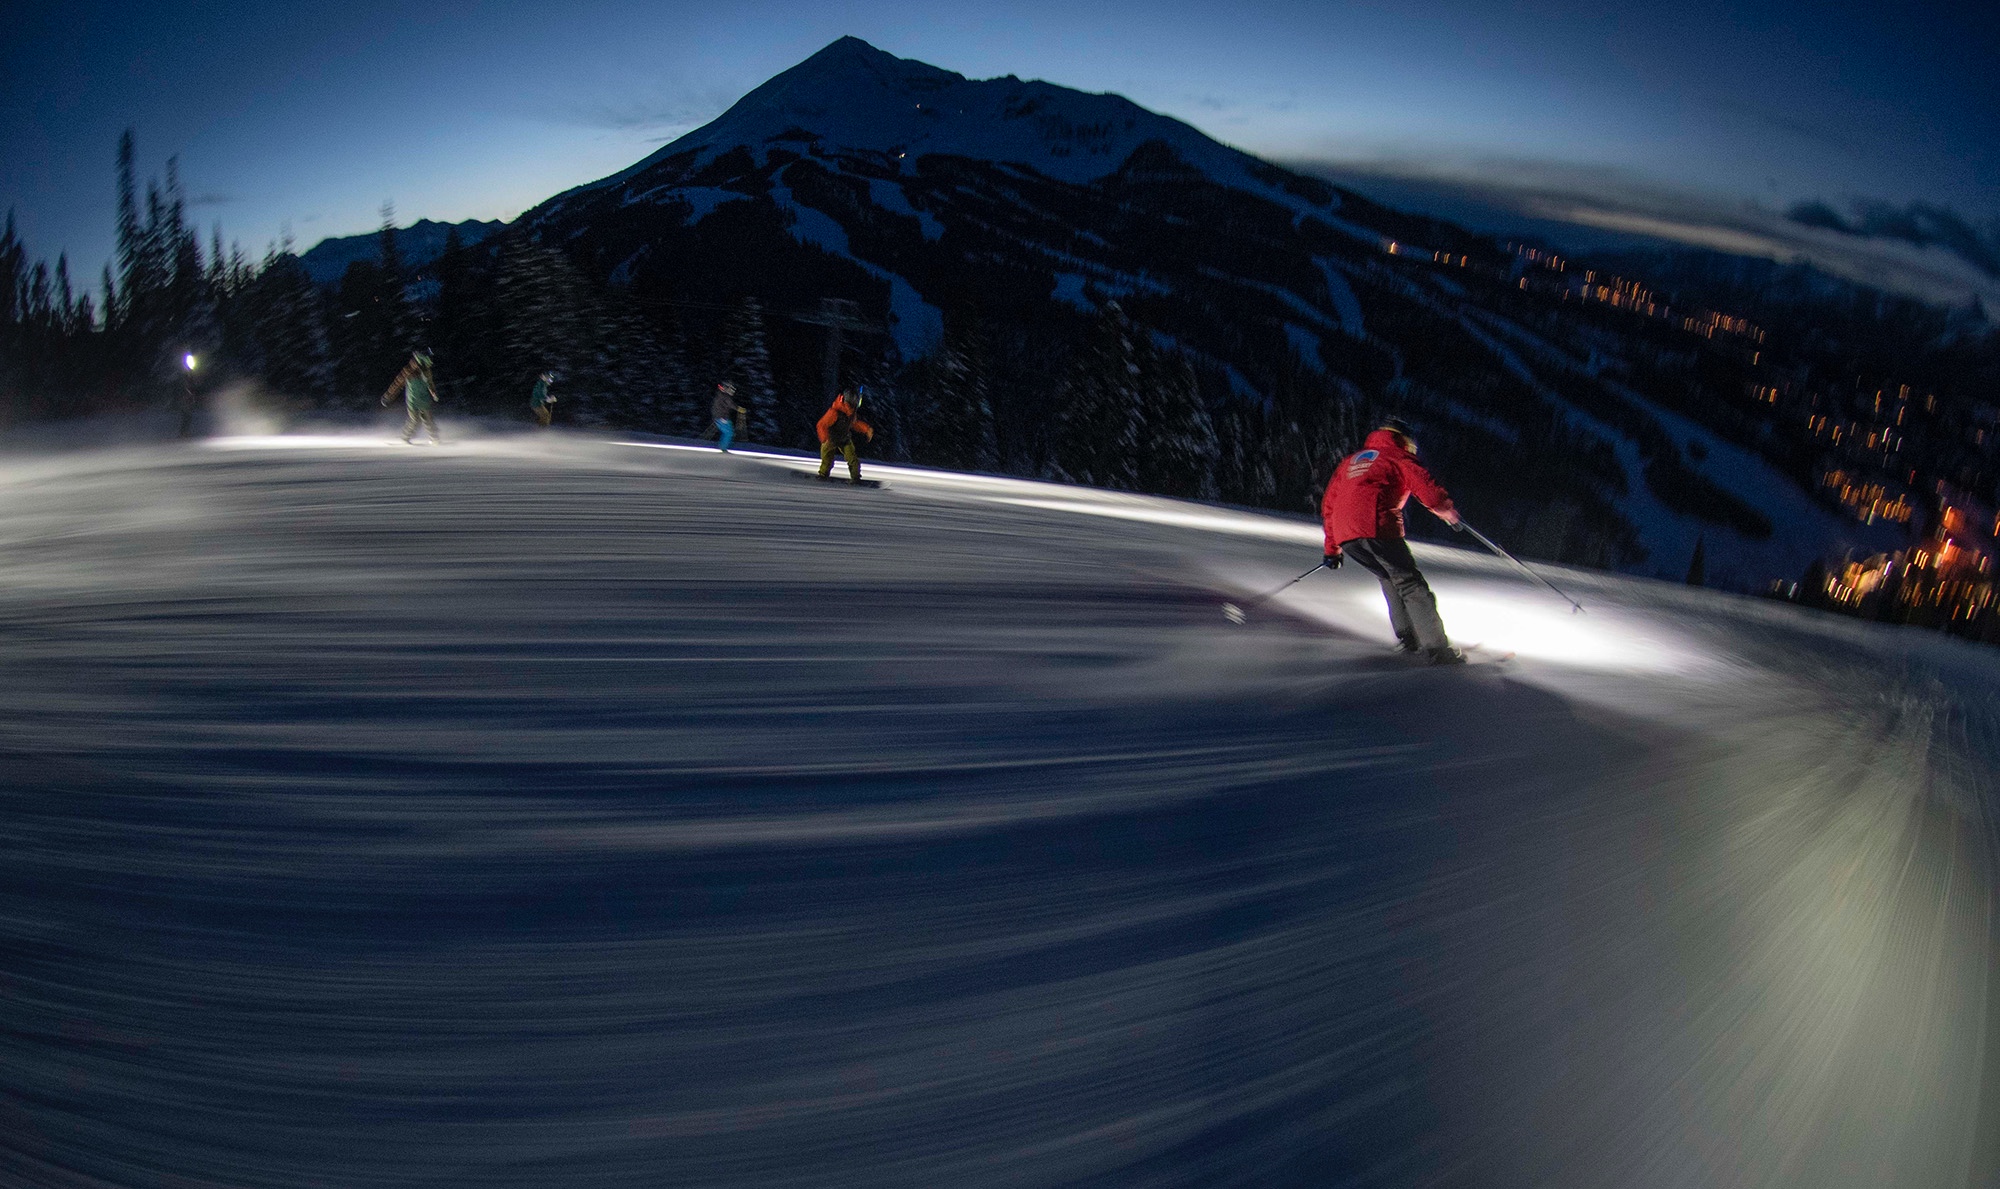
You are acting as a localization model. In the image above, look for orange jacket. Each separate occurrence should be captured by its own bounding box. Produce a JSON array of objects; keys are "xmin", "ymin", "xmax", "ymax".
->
[{"xmin": 816, "ymin": 396, "xmax": 874, "ymax": 446}]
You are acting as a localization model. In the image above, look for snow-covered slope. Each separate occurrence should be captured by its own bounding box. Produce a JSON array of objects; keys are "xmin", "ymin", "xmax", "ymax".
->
[{"xmin": 3, "ymin": 434, "xmax": 1995, "ymax": 1187}]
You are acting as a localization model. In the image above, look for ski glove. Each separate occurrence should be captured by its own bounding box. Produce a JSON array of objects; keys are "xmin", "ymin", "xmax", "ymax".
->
[{"xmin": 1323, "ymin": 553, "xmax": 1343, "ymax": 570}]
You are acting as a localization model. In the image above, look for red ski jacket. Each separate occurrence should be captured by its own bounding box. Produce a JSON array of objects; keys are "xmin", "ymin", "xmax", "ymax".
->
[{"xmin": 1321, "ymin": 429, "xmax": 1458, "ymax": 555}]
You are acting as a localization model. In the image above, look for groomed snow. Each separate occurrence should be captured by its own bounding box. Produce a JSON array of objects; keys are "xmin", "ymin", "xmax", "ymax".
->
[{"xmin": 3, "ymin": 431, "xmax": 1994, "ymax": 1188}]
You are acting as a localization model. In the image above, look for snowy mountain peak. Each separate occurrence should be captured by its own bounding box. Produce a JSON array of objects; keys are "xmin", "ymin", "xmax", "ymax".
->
[
  {"xmin": 780, "ymin": 35, "xmax": 967, "ymax": 94},
  {"xmin": 589, "ymin": 37, "xmax": 1311, "ymax": 198}
]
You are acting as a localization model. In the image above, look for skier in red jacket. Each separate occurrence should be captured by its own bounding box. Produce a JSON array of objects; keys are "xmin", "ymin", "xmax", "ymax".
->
[{"xmin": 1321, "ymin": 421, "xmax": 1465, "ymax": 664}]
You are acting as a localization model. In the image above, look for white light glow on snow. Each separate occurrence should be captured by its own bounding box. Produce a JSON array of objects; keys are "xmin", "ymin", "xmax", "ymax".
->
[
  {"xmin": 1344, "ymin": 583, "xmax": 1711, "ymax": 673},
  {"xmin": 992, "ymin": 497, "xmax": 1320, "ymax": 546},
  {"xmin": 203, "ymin": 434, "xmax": 421, "ymax": 451}
]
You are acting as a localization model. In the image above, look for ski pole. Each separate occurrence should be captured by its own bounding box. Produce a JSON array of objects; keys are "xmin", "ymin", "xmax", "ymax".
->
[
  {"xmin": 1455, "ymin": 521, "xmax": 1587, "ymax": 614},
  {"xmin": 1223, "ymin": 561, "xmax": 1330, "ymax": 624}
]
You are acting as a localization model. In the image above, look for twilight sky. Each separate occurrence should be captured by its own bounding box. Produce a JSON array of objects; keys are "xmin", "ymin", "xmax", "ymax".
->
[{"xmin": 3, "ymin": 0, "xmax": 1994, "ymax": 289}]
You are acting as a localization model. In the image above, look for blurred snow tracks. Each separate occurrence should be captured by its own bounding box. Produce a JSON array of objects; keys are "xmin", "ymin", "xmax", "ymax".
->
[{"xmin": 0, "ymin": 435, "xmax": 1996, "ymax": 1187}]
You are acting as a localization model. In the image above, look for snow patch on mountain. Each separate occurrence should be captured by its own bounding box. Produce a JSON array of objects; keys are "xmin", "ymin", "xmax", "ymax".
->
[
  {"xmin": 674, "ymin": 187, "xmax": 753, "ymax": 224},
  {"xmin": 1317, "ymin": 260, "xmax": 1365, "ymax": 334},
  {"xmin": 1616, "ymin": 386, "xmax": 1904, "ymax": 573},
  {"xmin": 768, "ymin": 177, "xmax": 943, "ymax": 358},
  {"xmin": 866, "ymin": 178, "xmax": 945, "ymax": 242},
  {"xmin": 1286, "ymin": 324, "xmax": 1327, "ymax": 371},
  {"xmin": 1052, "ymin": 272, "xmax": 1092, "ymax": 310}
]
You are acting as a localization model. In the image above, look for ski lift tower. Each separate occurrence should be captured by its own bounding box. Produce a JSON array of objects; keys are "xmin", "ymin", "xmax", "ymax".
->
[{"xmin": 794, "ymin": 297, "xmax": 885, "ymax": 401}]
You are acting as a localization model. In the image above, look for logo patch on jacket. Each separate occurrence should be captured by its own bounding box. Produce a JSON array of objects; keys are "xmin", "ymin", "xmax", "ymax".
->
[{"xmin": 1344, "ymin": 450, "xmax": 1379, "ymax": 479}]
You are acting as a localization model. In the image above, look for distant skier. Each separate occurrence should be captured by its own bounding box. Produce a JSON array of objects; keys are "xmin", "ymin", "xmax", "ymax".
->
[
  {"xmin": 529, "ymin": 372, "xmax": 556, "ymax": 427},
  {"xmin": 815, "ymin": 387, "xmax": 874, "ymax": 481},
  {"xmin": 381, "ymin": 349, "xmax": 442, "ymax": 444},
  {"xmin": 176, "ymin": 353, "xmax": 200, "ymax": 439},
  {"xmin": 1321, "ymin": 419, "xmax": 1465, "ymax": 664},
  {"xmin": 713, "ymin": 382, "xmax": 745, "ymax": 451}
]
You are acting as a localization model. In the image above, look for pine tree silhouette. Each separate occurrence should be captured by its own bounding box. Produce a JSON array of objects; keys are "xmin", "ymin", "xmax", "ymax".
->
[
  {"xmin": 247, "ymin": 253, "xmax": 333, "ymax": 404},
  {"xmin": 722, "ymin": 296, "xmax": 780, "ymax": 442},
  {"xmin": 1051, "ymin": 302, "xmax": 1145, "ymax": 490},
  {"xmin": 1139, "ymin": 349, "xmax": 1218, "ymax": 500},
  {"xmin": 496, "ymin": 238, "xmax": 591, "ymax": 418},
  {"xmin": 904, "ymin": 310, "xmax": 998, "ymax": 471}
]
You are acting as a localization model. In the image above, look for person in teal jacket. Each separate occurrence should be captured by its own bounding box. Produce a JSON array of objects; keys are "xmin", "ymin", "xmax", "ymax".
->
[
  {"xmin": 530, "ymin": 372, "xmax": 556, "ymax": 427},
  {"xmin": 381, "ymin": 349, "xmax": 442, "ymax": 443}
]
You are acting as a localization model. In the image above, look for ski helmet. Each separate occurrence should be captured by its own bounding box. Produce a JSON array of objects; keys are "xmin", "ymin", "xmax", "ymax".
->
[{"xmin": 1377, "ymin": 416, "xmax": 1418, "ymax": 452}]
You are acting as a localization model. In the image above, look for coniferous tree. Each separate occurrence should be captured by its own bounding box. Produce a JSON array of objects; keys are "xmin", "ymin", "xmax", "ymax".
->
[
  {"xmin": 113, "ymin": 131, "xmax": 150, "ymax": 336},
  {"xmin": 1, "ymin": 213, "xmax": 23, "ymax": 327},
  {"xmin": 722, "ymin": 296, "xmax": 780, "ymax": 442},
  {"xmin": 0, "ymin": 214, "xmax": 24, "ymax": 420},
  {"xmin": 209, "ymin": 227, "xmax": 228, "ymax": 296},
  {"xmin": 495, "ymin": 237, "xmax": 592, "ymax": 415},
  {"xmin": 98, "ymin": 265, "xmax": 116, "ymax": 330},
  {"xmin": 331, "ymin": 210, "xmax": 416, "ymax": 407},
  {"xmin": 429, "ymin": 225, "xmax": 493, "ymax": 405},
  {"xmin": 52, "ymin": 256, "xmax": 74, "ymax": 332},
  {"xmin": 1214, "ymin": 401, "xmax": 1277, "ymax": 507},
  {"xmin": 596, "ymin": 301, "xmax": 695, "ymax": 432},
  {"xmin": 331, "ymin": 260, "xmax": 390, "ymax": 405},
  {"xmin": 904, "ymin": 310, "xmax": 999, "ymax": 471},
  {"xmin": 111, "ymin": 131, "xmax": 178, "ymax": 391},
  {"xmin": 161, "ymin": 158, "xmax": 218, "ymax": 373},
  {"xmin": 1139, "ymin": 349, "xmax": 1218, "ymax": 499},
  {"xmin": 247, "ymin": 253, "xmax": 333, "ymax": 404},
  {"xmin": 1050, "ymin": 301, "xmax": 1146, "ymax": 490},
  {"xmin": 1260, "ymin": 357, "xmax": 1366, "ymax": 513}
]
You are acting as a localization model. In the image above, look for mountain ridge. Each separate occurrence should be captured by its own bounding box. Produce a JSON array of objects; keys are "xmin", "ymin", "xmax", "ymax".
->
[
  {"xmin": 299, "ymin": 217, "xmax": 505, "ymax": 286},
  {"xmin": 556, "ymin": 37, "xmax": 1348, "ymax": 227},
  {"xmin": 481, "ymin": 38, "xmax": 1943, "ymax": 592}
]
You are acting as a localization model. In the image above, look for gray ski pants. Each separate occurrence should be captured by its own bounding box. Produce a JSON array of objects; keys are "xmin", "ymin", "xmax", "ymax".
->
[{"xmin": 1343, "ymin": 536, "xmax": 1451, "ymax": 651}]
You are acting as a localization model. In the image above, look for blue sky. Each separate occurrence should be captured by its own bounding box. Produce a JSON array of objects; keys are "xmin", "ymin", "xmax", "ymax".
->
[{"xmin": 3, "ymin": 0, "xmax": 1993, "ymax": 287}]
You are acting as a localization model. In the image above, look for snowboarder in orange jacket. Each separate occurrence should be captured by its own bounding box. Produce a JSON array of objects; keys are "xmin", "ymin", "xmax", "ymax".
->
[{"xmin": 815, "ymin": 388, "xmax": 874, "ymax": 482}]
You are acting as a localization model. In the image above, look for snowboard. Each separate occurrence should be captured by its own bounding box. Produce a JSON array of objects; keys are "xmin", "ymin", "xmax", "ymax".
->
[{"xmin": 790, "ymin": 470, "xmax": 883, "ymax": 489}]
